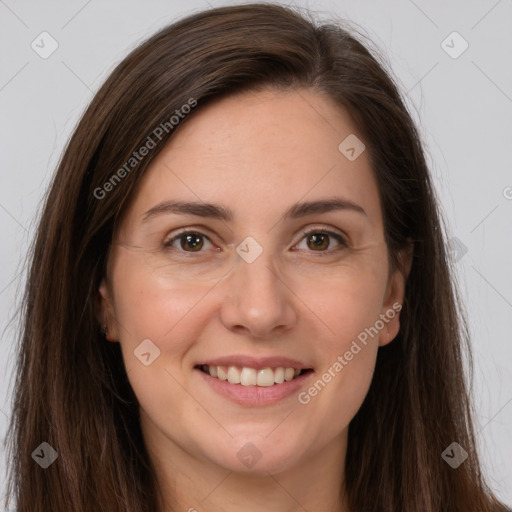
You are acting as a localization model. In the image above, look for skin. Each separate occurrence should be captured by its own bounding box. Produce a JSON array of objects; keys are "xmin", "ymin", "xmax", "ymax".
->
[{"xmin": 98, "ymin": 88, "xmax": 411, "ymax": 512}]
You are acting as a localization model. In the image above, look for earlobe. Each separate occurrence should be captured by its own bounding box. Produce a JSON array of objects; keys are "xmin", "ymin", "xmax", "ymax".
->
[
  {"xmin": 379, "ymin": 243, "xmax": 413, "ymax": 347},
  {"xmin": 379, "ymin": 315, "xmax": 400, "ymax": 347},
  {"xmin": 97, "ymin": 278, "xmax": 119, "ymax": 342},
  {"xmin": 98, "ymin": 279, "xmax": 108, "ymax": 300},
  {"xmin": 97, "ymin": 278, "xmax": 110, "ymax": 318},
  {"xmin": 379, "ymin": 277, "xmax": 403, "ymax": 347},
  {"xmin": 388, "ymin": 241, "xmax": 414, "ymax": 305}
]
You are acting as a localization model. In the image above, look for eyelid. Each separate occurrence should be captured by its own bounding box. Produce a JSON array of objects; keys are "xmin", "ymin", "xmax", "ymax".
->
[{"xmin": 297, "ymin": 224, "xmax": 347, "ymax": 240}]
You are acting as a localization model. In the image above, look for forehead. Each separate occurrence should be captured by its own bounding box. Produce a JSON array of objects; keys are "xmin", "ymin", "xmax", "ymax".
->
[{"xmin": 120, "ymin": 88, "xmax": 382, "ymax": 230}]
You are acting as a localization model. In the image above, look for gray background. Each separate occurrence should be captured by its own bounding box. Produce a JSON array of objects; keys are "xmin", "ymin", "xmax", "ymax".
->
[{"xmin": 1, "ymin": 0, "xmax": 511, "ymax": 507}]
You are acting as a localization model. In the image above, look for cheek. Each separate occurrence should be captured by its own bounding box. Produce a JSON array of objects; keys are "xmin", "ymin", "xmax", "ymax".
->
[
  {"xmin": 305, "ymin": 255, "xmax": 389, "ymax": 346},
  {"xmin": 294, "ymin": 255, "xmax": 387, "ymax": 426},
  {"xmin": 295, "ymin": 326, "xmax": 378, "ymax": 458},
  {"xmin": 108, "ymin": 253, "xmax": 207, "ymax": 395},
  {"xmin": 108, "ymin": 254, "xmax": 204, "ymax": 424},
  {"xmin": 298, "ymin": 311, "xmax": 379, "ymax": 444},
  {"xmin": 110, "ymin": 249, "xmax": 210, "ymax": 341}
]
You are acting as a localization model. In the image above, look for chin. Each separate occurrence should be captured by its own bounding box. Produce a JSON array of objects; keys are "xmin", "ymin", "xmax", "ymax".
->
[{"xmin": 204, "ymin": 435, "xmax": 304, "ymax": 475}]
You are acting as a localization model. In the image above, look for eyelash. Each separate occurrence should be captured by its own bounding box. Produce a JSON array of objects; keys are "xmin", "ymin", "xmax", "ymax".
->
[{"xmin": 162, "ymin": 227, "xmax": 347, "ymax": 256}]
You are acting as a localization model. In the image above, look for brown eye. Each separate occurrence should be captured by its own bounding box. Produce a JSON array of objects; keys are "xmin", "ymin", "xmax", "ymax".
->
[
  {"xmin": 163, "ymin": 231, "xmax": 213, "ymax": 253},
  {"xmin": 295, "ymin": 229, "xmax": 347, "ymax": 253},
  {"xmin": 306, "ymin": 233, "xmax": 330, "ymax": 251},
  {"xmin": 180, "ymin": 233, "xmax": 204, "ymax": 252}
]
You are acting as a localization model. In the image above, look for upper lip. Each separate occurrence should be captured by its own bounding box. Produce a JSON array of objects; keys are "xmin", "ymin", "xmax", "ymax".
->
[{"xmin": 195, "ymin": 355, "xmax": 312, "ymax": 370}]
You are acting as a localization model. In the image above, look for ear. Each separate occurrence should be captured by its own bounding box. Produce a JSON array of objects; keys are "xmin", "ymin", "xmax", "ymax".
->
[
  {"xmin": 97, "ymin": 278, "xmax": 119, "ymax": 342},
  {"xmin": 379, "ymin": 242, "xmax": 413, "ymax": 347}
]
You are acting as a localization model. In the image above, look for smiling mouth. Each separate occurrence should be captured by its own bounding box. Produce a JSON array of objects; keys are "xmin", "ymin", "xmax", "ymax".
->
[{"xmin": 196, "ymin": 364, "xmax": 313, "ymax": 387}]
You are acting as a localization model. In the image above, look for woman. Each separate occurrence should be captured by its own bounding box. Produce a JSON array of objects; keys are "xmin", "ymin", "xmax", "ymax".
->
[{"xmin": 4, "ymin": 3, "xmax": 510, "ymax": 511}]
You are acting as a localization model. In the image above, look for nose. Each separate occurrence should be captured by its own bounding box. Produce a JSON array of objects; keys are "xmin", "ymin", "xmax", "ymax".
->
[{"xmin": 219, "ymin": 247, "xmax": 297, "ymax": 339}]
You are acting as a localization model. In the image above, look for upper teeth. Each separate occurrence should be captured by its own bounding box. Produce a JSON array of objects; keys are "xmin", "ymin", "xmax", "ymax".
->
[{"xmin": 202, "ymin": 365, "xmax": 302, "ymax": 387}]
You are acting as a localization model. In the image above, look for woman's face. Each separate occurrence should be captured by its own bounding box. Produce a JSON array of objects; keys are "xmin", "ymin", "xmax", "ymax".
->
[{"xmin": 99, "ymin": 88, "xmax": 408, "ymax": 475}]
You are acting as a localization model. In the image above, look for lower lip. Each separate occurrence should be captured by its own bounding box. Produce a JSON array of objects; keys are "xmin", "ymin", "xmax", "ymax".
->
[{"xmin": 195, "ymin": 368, "xmax": 313, "ymax": 406}]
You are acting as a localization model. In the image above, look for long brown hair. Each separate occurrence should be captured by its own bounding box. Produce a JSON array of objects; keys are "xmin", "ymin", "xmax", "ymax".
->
[{"xmin": 3, "ymin": 3, "xmax": 509, "ymax": 511}]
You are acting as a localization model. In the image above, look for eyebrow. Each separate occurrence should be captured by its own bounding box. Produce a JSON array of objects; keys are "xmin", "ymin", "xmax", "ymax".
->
[{"xmin": 141, "ymin": 197, "xmax": 367, "ymax": 223}]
